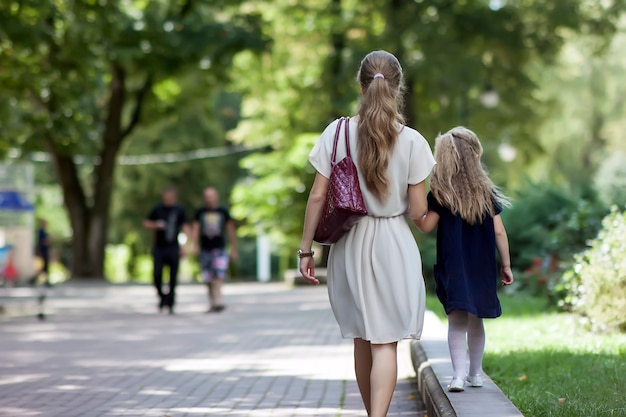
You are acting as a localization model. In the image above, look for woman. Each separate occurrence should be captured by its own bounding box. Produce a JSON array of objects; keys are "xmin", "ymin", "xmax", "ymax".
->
[{"xmin": 299, "ymin": 50, "xmax": 435, "ymax": 417}]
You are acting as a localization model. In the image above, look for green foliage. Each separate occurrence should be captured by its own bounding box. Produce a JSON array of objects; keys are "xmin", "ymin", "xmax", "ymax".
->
[
  {"xmin": 109, "ymin": 82, "xmax": 248, "ymax": 247},
  {"xmin": 105, "ymin": 245, "xmax": 202, "ymax": 284},
  {"xmin": 33, "ymin": 185, "xmax": 71, "ymax": 240},
  {"xmin": 131, "ymin": 254, "xmax": 155, "ymax": 284},
  {"xmin": 503, "ymin": 181, "xmax": 607, "ymax": 268},
  {"xmin": 4, "ymin": 0, "xmax": 626, "ymax": 280},
  {"xmin": 560, "ymin": 208, "xmax": 626, "ymax": 331},
  {"xmin": 501, "ymin": 181, "xmax": 611, "ymax": 308},
  {"xmin": 529, "ymin": 20, "xmax": 626, "ymax": 186},
  {"xmin": 104, "ymin": 245, "xmax": 131, "ymax": 283},
  {"xmin": 503, "ymin": 177, "xmax": 607, "ymax": 308},
  {"xmin": 594, "ymin": 151, "xmax": 626, "ymax": 208},
  {"xmin": 230, "ymin": 0, "xmax": 626, "ymax": 251},
  {"xmin": 0, "ymin": 0, "xmax": 266, "ymax": 153},
  {"xmin": 0, "ymin": 0, "xmax": 268, "ymax": 278},
  {"xmin": 502, "ymin": 182, "xmax": 579, "ymax": 269},
  {"xmin": 231, "ymin": 133, "xmax": 319, "ymax": 248}
]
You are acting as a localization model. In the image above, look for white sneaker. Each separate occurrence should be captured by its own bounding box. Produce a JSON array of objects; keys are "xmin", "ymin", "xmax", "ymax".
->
[
  {"xmin": 448, "ymin": 377, "xmax": 465, "ymax": 392},
  {"xmin": 466, "ymin": 375, "xmax": 483, "ymax": 387}
]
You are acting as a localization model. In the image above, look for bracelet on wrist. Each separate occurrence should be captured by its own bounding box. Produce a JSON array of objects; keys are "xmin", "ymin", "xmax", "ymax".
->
[{"xmin": 297, "ymin": 249, "xmax": 315, "ymax": 259}]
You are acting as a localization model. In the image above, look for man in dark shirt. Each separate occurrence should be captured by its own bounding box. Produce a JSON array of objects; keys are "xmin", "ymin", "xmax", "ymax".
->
[
  {"xmin": 143, "ymin": 186, "xmax": 188, "ymax": 314},
  {"xmin": 192, "ymin": 187, "xmax": 238, "ymax": 313}
]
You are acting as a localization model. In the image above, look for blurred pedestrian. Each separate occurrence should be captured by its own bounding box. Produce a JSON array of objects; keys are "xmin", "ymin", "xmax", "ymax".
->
[
  {"xmin": 299, "ymin": 50, "xmax": 435, "ymax": 417},
  {"xmin": 192, "ymin": 187, "xmax": 238, "ymax": 313},
  {"xmin": 143, "ymin": 186, "xmax": 188, "ymax": 314},
  {"xmin": 415, "ymin": 127, "xmax": 514, "ymax": 392},
  {"xmin": 36, "ymin": 219, "xmax": 52, "ymax": 287}
]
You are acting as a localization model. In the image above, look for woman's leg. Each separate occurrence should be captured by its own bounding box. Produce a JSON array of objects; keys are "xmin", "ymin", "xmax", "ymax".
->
[
  {"xmin": 370, "ymin": 342, "xmax": 398, "ymax": 417},
  {"xmin": 354, "ymin": 338, "xmax": 372, "ymax": 415},
  {"xmin": 467, "ymin": 314, "xmax": 485, "ymax": 376},
  {"xmin": 447, "ymin": 310, "xmax": 469, "ymax": 379}
]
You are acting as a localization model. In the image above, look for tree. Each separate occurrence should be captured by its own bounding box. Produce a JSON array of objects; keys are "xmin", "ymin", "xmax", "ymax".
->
[
  {"xmin": 227, "ymin": 0, "xmax": 359, "ymax": 273},
  {"xmin": 228, "ymin": 0, "xmax": 625, "ymax": 264},
  {"xmin": 0, "ymin": 0, "xmax": 266, "ymax": 278},
  {"xmin": 527, "ymin": 18, "xmax": 626, "ymax": 188}
]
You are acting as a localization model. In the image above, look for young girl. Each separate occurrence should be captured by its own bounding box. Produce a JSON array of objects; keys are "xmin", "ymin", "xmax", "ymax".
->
[{"xmin": 415, "ymin": 126, "xmax": 514, "ymax": 392}]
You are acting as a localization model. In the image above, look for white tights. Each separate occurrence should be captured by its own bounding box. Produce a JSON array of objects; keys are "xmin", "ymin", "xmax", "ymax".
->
[{"xmin": 447, "ymin": 310, "xmax": 485, "ymax": 379}]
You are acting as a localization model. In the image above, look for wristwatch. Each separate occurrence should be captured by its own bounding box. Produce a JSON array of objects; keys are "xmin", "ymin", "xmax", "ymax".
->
[{"xmin": 297, "ymin": 249, "xmax": 315, "ymax": 258}]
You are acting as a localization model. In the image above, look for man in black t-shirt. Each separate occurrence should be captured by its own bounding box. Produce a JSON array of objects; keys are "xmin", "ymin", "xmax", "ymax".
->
[
  {"xmin": 192, "ymin": 187, "xmax": 238, "ymax": 313},
  {"xmin": 143, "ymin": 186, "xmax": 188, "ymax": 314}
]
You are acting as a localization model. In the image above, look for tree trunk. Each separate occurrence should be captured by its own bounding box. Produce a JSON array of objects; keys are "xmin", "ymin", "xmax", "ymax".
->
[
  {"xmin": 46, "ymin": 151, "xmax": 100, "ymax": 278},
  {"xmin": 45, "ymin": 64, "xmax": 148, "ymax": 280},
  {"xmin": 53, "ymin": 149, "xmax": 120, "ymax": 280},
  {"xmin": 327, "ymin": 0, "xmax": 344, "ymax": 119}
]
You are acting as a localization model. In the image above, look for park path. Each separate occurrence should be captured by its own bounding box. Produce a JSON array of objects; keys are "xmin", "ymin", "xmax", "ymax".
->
[{"xmin": 0, "ymin": 283, "xmax": 425, "ymax": 417}]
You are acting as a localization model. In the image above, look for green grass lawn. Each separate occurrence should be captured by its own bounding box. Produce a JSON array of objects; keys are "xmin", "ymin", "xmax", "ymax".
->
[{"xmin": 426, "ymin": 294, "xmax": 626, "ymax": 417}]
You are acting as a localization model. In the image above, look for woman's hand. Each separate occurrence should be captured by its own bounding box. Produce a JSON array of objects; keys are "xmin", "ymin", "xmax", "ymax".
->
[{"xmin": 299, "ymin": 256, "xmax": 319, "ymax": 285}]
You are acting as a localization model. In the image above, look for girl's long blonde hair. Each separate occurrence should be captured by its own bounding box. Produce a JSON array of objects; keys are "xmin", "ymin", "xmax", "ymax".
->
[
  {"xmin": 356, "ymin": 50, "xmax": 405, "ymax": 200},
  {"xmin": 430, "ymin": 127, "xmax": 510, "ymax": 224}
]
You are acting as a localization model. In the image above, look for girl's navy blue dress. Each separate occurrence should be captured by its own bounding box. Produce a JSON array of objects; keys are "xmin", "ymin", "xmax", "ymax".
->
[{"xmin": 427, "ymin": 192, "xmax": 502, "ymax": 318}]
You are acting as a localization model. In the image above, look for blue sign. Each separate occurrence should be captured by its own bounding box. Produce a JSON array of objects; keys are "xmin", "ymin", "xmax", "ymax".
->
[{"xmin": 0, "ymin": 190, "xmax": 34, "ymax": 211}]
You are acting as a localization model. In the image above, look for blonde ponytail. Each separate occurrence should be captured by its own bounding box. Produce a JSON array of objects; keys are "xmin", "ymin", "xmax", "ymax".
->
[{"xmin": 356, "ymin": 51, "xmax": 405, "ymax": 200}]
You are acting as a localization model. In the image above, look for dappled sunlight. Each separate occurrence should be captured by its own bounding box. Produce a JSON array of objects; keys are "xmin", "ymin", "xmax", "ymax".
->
[
  {"xmin": 106, "ymin": 406, "xmax": 366, "ymax": 416},
  {"xmin": 0, "ymin": 284, "xmax": 421, "ymax": 415},
  {"xmin": 166, "ymin": 344, "xmax": 353, "ymax": 379},
  {"xmin": 19, "ymin": 330, "xmax": 77, "ymax": 342},
  {"xmin": 138, "ymin": 389, "xmax": 176, "ymax": 396},
  {"xmin": 0, "ymin": 407, "xmax": 39, "ymax": 416},
  {"xmin": 50, "ymin": 384, "xmax": 84, "ymax": 391},
  {"xmin": 0, "ymin": 374, "xmax": 48, "ymax": 386}
]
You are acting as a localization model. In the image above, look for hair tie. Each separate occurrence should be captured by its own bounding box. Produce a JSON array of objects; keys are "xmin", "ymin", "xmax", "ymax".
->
[{"xmin": 373, "ymin": 73, "xmax": 385, "ymax": 79}]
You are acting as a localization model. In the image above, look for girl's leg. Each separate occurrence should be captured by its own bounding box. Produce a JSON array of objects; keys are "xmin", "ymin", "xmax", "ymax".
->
[
  {"xmin": 370, "ymin": 342, "xmax": 398, "ymax": 417},
  {"xmin": 354, "ymin": 338, "xmax": 372, "ymax": 416},
  {"xmin": 447, "ymin": 310, "xmax": 469, "ymax": 379},
  {"xmin": 467, "ymin": 314, "xmax": 485, "ymax": 376}
]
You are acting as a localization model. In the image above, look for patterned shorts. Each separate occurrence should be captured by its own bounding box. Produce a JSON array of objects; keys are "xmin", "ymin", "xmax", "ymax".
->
[{"xmin": 200, "ymin": 249, "xmax": 229, "ymax": 282}]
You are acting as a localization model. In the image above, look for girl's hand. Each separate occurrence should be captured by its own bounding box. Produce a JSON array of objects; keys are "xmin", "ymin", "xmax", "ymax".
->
[
  {"xmin": 501, "ymin": 266, "xmax": 514, "ymax": 286},
  {"xmin": 299, "ymin": 256, "xmax": 319, "ymax": 285}
]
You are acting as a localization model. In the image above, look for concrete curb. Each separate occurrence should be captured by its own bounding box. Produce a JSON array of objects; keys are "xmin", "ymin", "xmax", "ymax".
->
[
  {"xmin": 411, "ymin": 340, "xmax": 457, "ymax": 417},
  {"xmin": 413, "ymin": 311, "xmax": 525, "ymax": 417}
]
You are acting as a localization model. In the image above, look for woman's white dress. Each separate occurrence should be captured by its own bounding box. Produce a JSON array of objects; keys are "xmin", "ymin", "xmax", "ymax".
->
[{"xmin": 309, "ymin": 118, "xmax": 435, "ymax": 344}]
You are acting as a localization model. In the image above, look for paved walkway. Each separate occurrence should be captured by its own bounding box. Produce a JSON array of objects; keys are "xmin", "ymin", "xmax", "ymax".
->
[{"xmin": 0, "ymin": 283, "xmax": 425, "ymax": 417}]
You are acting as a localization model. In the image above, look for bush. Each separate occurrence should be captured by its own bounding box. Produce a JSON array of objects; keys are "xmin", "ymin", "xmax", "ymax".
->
[
  {"xmin": 502, "ymin": 182, "xmax": 578, "ymax": 270},
  {"xmin": 132, "ymin": 254, "xmax": 154, "ymax": 284},
  {"xmin": 561, "ymin": 208, "xmax": 626, "ymax": 332},
  {"xmin": 501, "ymin": 181, "xmax": 610, "ymax": 307},
  {"xmin": 594, "ymin": 151, "xmax": 626, "ymax": 208},
  {"xmin": 105, "ymin": 244, "xmax": 131, "ymax": 283}
]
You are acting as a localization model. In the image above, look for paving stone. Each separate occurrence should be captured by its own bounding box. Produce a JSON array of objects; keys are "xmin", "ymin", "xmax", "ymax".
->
[{"xmin": 0, "ymin": 283, "xmax": 425, "ymax": 417}]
